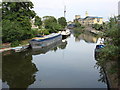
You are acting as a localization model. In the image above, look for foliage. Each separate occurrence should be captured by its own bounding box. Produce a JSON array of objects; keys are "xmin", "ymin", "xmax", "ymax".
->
[
  {"xmin": 34, "ymin": 16, "xmax": 42, "ymax": 28},
  {"xmin": 43, "ymin": 16, "xmax": 57, "ymax": 23},
  {"xmin": 31, "ymin": 28, "xmax": 39, "ymax": 37},
  {"xmin": 2, "ymin": 20, "xmax": 23, "ymax": 42},
  {"xmin": 74, "ymin": 21, "xmax": 81, "ymax": 27},
  {"xmin": 2, "ymin": 2, "xmax": 36, "ymax": 44},
  {"xmin": 102, "ymin": 22, "xmax": 109, "ymax": 30},
  {"xmin": 43, "ymin": 16, "xmax": 62, "ymax": 33},
  {"xmin": 58, "ymin": 17, "xmax": 67, "ymax": 28},
  {"xmin": 97, "ymin": 16, "xmax": 120, "ymax": 75},
  {"xmin": 39, "ymin": 29, "xmax": 50, "ymax": 35},
  {"xmin": 11, "ymin": 40, "xmax": 20, "ymax": 47},
  {"xmin": 73, "ymin": 21, "xmax": 84, "ymax": 38},
  {"xmin": 92, "ymin": 23, "xmax": 103, "ymax": 30},
  {"xmin": 2, "ymin": 2, "xmax": 35, "ymax": 20}
]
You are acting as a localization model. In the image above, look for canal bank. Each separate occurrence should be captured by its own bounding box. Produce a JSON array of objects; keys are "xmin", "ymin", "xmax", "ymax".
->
[
  {"xmin": 103, "ymin": 62, "xmax": 119, "ymax": 89},
  {"xmin": 2, "ymin": 31, "xmax": 108, "ymax": 89},
  {"xmin": 0, "ymin": 39, "xmax": 31, "ymax": 52}
]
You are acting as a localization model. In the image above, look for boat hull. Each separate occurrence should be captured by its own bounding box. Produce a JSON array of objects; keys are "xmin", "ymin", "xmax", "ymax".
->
[{"xmin": 29, "ymin": 34, "xmax": 62, "ymax": 49}]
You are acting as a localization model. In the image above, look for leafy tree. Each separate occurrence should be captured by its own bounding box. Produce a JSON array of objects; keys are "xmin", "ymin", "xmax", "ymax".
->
[
  {"xmin": 43, "ymin": 16, "xmax": 62, "ymax": 33},
  {"xmin": 39, "ymin": 29, "xmax": 49, "ymax": 35},
  {"xmin": 58, "ymin": 17, "xmax": 67, "ymax": 28},
  {"xmin": 102, "ymin": 22, "xmax": 109, "ymax": 30},
  {"xmin": 97, "ymin": 16, "xmax": 120, "ymax": 76},
  {"xmin": 92, "ymin": 23, "xmax": 103, "ymax": 30},
  {"xmin": 2, "ymin": 2, "xmax": 36, "ymax": 44},
  {"xmin": 43, "ymin": 16, "xmax": 57, "ymax": 23},
  {"xmin": 2, "ymin": 2, "xmax": 35, "ymax": 20},
  {"xmin": 34, "ymin": 16, "xmax": 42, "ymax": 28},
  {"xmin": 74, "ymin": 21, "xmax": 81, "ymax": 27}
]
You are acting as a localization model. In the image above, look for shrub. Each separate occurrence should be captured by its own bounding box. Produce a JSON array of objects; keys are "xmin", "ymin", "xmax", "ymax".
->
[{"xmin": 11, "ymin": 40, "xmax": 20, "ymax": 47}]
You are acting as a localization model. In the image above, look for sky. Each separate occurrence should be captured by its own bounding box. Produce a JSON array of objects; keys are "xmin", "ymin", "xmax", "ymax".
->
[{"xmin": 31, "ymin": 0, "xmax": 119, "ymax": 22}]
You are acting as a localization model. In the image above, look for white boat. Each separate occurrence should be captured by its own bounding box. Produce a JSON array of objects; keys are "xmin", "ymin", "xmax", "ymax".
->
[
  {"xmin": 59, "ymin": 29, "xmax": 71, "ymax": 39},
  {"xmin": 94, "ymin": 38, "xmax": 105, "ymax": 60},
  {"xmin": 95, "ymin": 37, "xmax": 105, "ymax": 51},
  {"xmin": 96, "ymin": 38, "xmax": 104, "ymax": 45},
  {"xmin": 29, "ymin": 33, "xmax": 62, "ymax": 49}
]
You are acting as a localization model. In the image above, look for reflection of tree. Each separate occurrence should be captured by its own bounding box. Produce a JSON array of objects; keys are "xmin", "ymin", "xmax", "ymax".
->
[
  {"xmin": 98, "ymin": 68, "xmax": 107, "ymax": 83},
  {"xmin": 94, "ymin": 52, "xmax": 109, "ymax": 88},
  {"xmin": 118, "ymin": 61, "xmax": 120, "ymax": 87},
  {"xmin": 2, "ymin": 51, "xmax": 38, "ymax": 89},
  {"xmin": 53, "ymin": 47, "xmax": 58, "ymax": 52},
  {"xmin": 0, "ymin": 53, "xmax": 1, "ymax": 80},
  {"xmin": 94, "ymin": 63, "xmax": 108, "ymax": 85},
  {"xmin": 73, "ymin": 30, "xmax": 82, "ymax": 39}
]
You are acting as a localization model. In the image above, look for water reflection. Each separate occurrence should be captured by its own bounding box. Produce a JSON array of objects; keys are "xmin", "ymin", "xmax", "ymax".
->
[
  {"xmin": 73, "ymin": 31, "xmax": 97, "ymax": 43},
  {"xmin": 94, "ymin": 64, "xmax": 108, "ymax": 84},
  {"xmin": 31, "ymin": 40, "xmax": 67, "ymax": 55},
  {"xmin": 94, "ymin": 49, "xmax": 109, "ymax": 89},
  {"xmin": 73, "ymin": 30, "xmax": 107, "ymax": 86},
  {"xmin": 58, "ymin": 39, "xmax": 67, "ymax": 50},
  {"xmin": 2, "ymin": 51, "xmax": 38, "ymax": 89},
  {"xmin": 31, "ymin": 41, "xmax": 62, "ymax": 55},
  {"xmin": 0, "ymin": 52, "xmax": 2, "ymax": 80},
  {"xmin": 2, "ymin": 31, "xmax": 108, "ymax": 88},
  {"xmin": 2, "ymin": 40, "xmax": 68, "ymax": 89}
]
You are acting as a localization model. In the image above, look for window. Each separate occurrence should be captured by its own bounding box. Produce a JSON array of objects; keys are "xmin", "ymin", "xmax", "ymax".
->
[{"xmin": 97, "ymin": 18, "xmax": 100, "ymax": 22}]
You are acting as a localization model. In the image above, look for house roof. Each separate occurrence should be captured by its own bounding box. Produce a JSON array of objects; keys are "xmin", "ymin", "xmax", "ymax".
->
[{"xmin": 85, "ymin": 16, "xmax": 103, "ymax": 19}]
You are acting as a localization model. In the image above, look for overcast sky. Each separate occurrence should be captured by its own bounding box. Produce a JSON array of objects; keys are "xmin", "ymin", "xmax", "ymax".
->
[{"xmin": 31, "ymin": 0, "xmax": 119, "ymax": 21}]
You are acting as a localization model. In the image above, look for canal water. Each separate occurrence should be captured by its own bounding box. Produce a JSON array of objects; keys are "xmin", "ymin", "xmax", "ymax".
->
[{"xmin": 2, "ymin": 31, "xmax": 108, "ymax": 89}]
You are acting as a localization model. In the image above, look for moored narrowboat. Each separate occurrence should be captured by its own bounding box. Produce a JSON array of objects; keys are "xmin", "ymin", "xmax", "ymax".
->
[{"xmin": 29, "ymin": 33, "xmax": 62, "ymax": 49}]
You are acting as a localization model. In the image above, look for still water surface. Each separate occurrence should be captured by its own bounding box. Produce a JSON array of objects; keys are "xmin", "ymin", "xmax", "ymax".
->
[{"xmin": 2, "ymin": 31, "xmax": 107, "ymax": 88}]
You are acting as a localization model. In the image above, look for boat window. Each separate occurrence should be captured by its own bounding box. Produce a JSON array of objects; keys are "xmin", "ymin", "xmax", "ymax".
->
[{"xmin": 31, "ymin": 39, "xmax": 36, "ymax": 41}]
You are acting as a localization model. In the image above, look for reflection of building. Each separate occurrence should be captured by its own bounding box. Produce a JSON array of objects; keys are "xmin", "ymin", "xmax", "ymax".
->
[
  {"xmin": 74, "ymin": 33, "xmax": 97, "ymax": 43},
  {"xmin": 74, "ymin": 12, "xmax": 103, "ymax": 25}
]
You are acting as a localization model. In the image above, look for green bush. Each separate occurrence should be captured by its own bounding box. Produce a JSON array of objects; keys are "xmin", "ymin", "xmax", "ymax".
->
[
  {"xmin": 96, "ymin": 16, "xmax": 120, "ymax": 75},
  {"xmin": 11, "ymin": 40, "xmax": 20, "ymax": 47},
  {"xmin": 92, "ymin": 24, "xmax": 103, "ymax": 30},
  {"xmin": 74, "ymin": 21, "xmax": 81, "ymax": 27},
  {"xmin": 39, "ymin": 29, "xmax": 50, "ymax": 35}
]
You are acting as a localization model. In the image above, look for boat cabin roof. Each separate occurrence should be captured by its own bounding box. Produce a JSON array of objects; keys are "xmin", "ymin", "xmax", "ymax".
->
[{"xmin": 32, "ymin": 33, "xmax": 60, "ymax": 40}]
